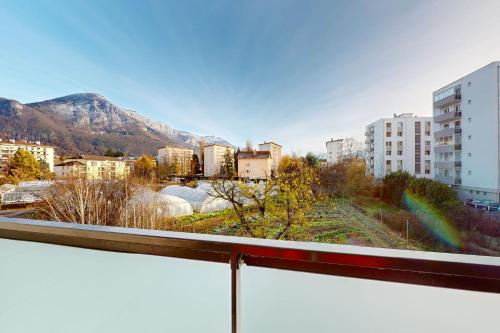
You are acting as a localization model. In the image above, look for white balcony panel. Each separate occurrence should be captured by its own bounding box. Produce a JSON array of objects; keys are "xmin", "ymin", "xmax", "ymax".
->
[
  {"xmin": 0, "ymin": 238, "xmax": 230, "ymax": 333},
  {"xmin": 241, "ymin": 265, "xmax": 499, "ymax": 333}
]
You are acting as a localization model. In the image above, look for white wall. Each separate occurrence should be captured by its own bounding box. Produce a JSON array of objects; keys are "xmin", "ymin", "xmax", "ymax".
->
[{"xmin": 460, "ymin": 62, "xmax": 500, "ymax": 193}]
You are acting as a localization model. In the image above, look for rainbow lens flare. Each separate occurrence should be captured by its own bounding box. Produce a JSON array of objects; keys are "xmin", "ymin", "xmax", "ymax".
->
[{"xmin": 403, "ymin": 191, "xmax": 462, "ymax": 248}]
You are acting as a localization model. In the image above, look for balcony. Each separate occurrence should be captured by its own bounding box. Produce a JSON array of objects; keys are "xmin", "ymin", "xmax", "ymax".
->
[
  {"xmin": 434, "ymin": 111, "xmax": 462, "ymax": 123},
  {"xmin": 1, "ymin": 217, "xmax": 498, "ymax": 332},
  {"xmin": 434, "ymin": 144, "xmax": 462, "ymax": 154},
  {"xmin": 434, "ymin": 160, "xmax": 462, "ymax": 169},
  {"xmin": 436, "ymin": 175, "xmax": 462, "ymax": 185},
  {"xmin": 434, "ymin": 127, "xmax": 461, "ymax": 139},
  {"xmin": 434, "ymin": 94, "xmax": 461, "ymax": 108}
]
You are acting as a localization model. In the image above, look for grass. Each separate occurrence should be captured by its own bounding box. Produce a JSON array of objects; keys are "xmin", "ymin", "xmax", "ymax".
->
[
  {"xmin": 166, "ymin": 196, "xmax": 421, "ymax": 250},
  {"xmin": 305, "ymin": 197, "xmax": 418, "ymax": 249}
]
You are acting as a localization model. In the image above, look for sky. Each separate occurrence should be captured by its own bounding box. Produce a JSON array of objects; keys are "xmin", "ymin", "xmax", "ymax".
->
[{"xmin": 1, "ymin": 0, "xmax": 500, "ymax": 154}]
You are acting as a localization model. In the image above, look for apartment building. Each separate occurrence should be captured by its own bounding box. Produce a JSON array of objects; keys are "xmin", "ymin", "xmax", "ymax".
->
[
  {"xmin": 365, "ymin": 113, "xmax": 434, "ymax": 178},
  {"xmin": 433, "ymin": 61, "xmax": 500, "ymax": 201},
  {"xmin": 157, "ymin": 145, "xmax": 193, "ymax": 176},
  {"xmin": 54, "ymin": 156, "xmax": 129, "ymax": 179},
  {"xmin": 258, "ymin": 142, "xmax": 282, "ymax": 171},
  {"xmin": 203, "ymin": 144, "xmax": 235, "ymax": 177},
  {"xmin": 237, "ymin": 151, "xmax": 272, "ymax": 179},
  {"xmin": 326, "ymin": 139, "xmax": 343, "ymax": 165},
  {"xmin": 0, "ymin": 139, "xmax": 55, "ymax": 172}
]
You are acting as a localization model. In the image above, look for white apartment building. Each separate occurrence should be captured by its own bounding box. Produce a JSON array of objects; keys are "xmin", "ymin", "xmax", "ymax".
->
[
  {"xmin": 326, "ymin": 139, "xmax": 343, "ymax": 165},
  {"xmin": 258, "ymin": 141, "xmax": 282, "ymax": 171},
  {"xmin": 365, "ymin": 113, "xmax": 434, "ymax": 179},
  {"xmin": 0, "ymin": 139, "xmax": 55, "ymax": 172},
  {"xmin": 203, "ymin": 144, "xmax": 235, "ymax": 177},
  {"xmin": 433, "ymin": 61, "xmax": 500, "ymax": 201}
]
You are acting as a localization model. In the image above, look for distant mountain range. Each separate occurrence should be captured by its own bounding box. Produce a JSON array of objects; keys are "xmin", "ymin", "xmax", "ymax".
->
[{"xmin": 0, "ymin": 93, "xmax": 232, "ymax": 156}]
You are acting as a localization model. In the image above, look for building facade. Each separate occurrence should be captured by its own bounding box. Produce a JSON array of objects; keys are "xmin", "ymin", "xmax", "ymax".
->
[
  {"xmin": 258, "ymin": 142, "xmax": 282, "ymax": 171},
  {"xmin": 365, "ymin": 113, "xmax": 434, "ymax": 179},
  {"xmin": 157, "ymin": 145, "xmax": 193, "ymax": 176},
  {"xmin": 54, "ymin": 156, "xmax": 129, "ymax": 179},
  {"xmin": 433, "ymin": 61, "xmax": 500, "ymax": 201},
  {"xmin": 0, "ymin": 139, "xmax": 55, "ymax": 172},
  {"xmin": 203, "ymin": 144, "xmax": 235, "ymax": 177},
  {"xmin": 326, "ymin": 139, "xmax": 343, "ymax": 165},
  {"xmin": 237, "ymin": 151, "xmax": 272, "ymax": 179}
]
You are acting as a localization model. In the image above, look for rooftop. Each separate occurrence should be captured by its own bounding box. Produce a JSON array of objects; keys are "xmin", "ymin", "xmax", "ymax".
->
[
  {"xmin": 0, "ymin": 139, "xmax": 55, "ymax": 148},
  {"xmin": 237, "ymin": 150, "xmax": 272, "ymax": 159},
  {"xmin": 259, "ymin": 141, "xmax": 282, "ymax": 147}
]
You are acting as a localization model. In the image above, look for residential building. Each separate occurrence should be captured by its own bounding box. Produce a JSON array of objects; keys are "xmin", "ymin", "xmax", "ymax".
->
[
  {"xmin": 365, "ymin": 113, "xmax": 434, "ymax": 178},
  {"xmin": 433, "ymin": 61, "xmax": 500, "ymax": 201},
  {"xmin": 237, "ymin": 150, "xmax": 272, "ymax": 179},
  {"xmin": 54, "ymin": 156, "xmax": 129, "ymax": 179},
  {"xmin": 326, "ymin": 138, "xmax": 343, "ymax": 164},
  {"xmin": 258, "ymin": 141, "xmax": 282, "ymax": 171},
  {"xmin": 203, "ymin": 144, "xmax": 235, "ymax": 177},
  {"xmin": 157, "ymin": 145, "xmax": 193, "ymax": 176},
  {"xmin": 0, "ymin": 139, "xmax": 55, "ymax": 172}
]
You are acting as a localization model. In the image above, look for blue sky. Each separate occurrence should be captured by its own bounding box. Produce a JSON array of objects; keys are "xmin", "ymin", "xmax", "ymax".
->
[{"xmin": 1, "ymin": 0, "xmax": 500, "ymax": 154}]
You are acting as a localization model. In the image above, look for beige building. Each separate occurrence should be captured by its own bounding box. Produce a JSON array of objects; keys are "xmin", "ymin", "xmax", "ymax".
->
[
  {"xmin": 0, "ymin": 139, "xmax": 55, "ymax": 171},
  {"xmin": 203, "ymin": 144, "xmax": 234, "ymax": 177},
  {"xmin": 54, "ymin": 156, "xmax": 129, "ymax": 179},
  {"xmin": 237, "ymin": 151, "xmax": 272, "ymax": 179},
  {"xmin": 258, "ymin": 141, "xmax": 282, "ymax": 171},
  {"xmin": 157, "ymin": 145, "xmax": 193, "ymax": 176}
]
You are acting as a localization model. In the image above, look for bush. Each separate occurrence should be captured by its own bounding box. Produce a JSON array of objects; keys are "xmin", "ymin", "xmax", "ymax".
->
[{"xmin": 382, "ymin": 171, "xmax": 412, "ymax": 206}]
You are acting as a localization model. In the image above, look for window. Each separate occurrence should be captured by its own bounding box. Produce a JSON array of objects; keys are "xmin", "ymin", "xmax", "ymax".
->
[
  {"xmin": 467, "ymin": 81, "xmax": 471, "ymax": 87},
  {"xmin": 468, "ymin": 153, "xmax": 471, "ymax": 157},
  {"xmin": 397, "ymin": 131, "xmax": 402, "ymax": 137},
  {"xmin": 468, "ymin": 170, "xmax": 472, "ymax": 175},
  {"xmin": 397, "ymin": 150, "xmax": 402, "ymax": 155},
  {"xmin": 425, "ymin": 141, "xmax": 430, "ymax": 146},
  {"xmin": 386, "ymin": 150, "xmax": 391, "ymax": 156},
  {"xmin": 468, "ymin": 99, "xmax": 471, "ymax": 104},
  {"xmin": 468, "ymin": 135, "xmax": 472, "ymax": 140},
  {"xmin": 425, "ymin": 130, "xmax": 430, "ymax": 136},
  {"xmin": 468, "ymin": 117, "xmax": 471, "ymax": 122},
  {"xmin": 386, "ymin": 132, "xmax": 391, "ymax": 137},
  {"xmin": 425, "ymin": 150, "xmax": 430, "ymax": 155}
]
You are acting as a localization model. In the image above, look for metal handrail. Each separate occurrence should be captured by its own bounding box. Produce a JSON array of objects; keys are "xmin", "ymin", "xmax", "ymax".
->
[{"xmin": 1, "ymin": 217, "xmax": 500, "ymax": 333}]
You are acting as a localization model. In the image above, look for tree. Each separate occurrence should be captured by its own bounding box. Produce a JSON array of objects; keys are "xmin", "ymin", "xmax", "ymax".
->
[
  {"xmin": 199, "ymin": 138, "xmax": 206, "ymax": 171},
  {"xmin": 245, "ymin": 139, "xmax": 253, "ymax": 152},
  {"xmin": 220, "ymin": 149, "xmax": 236, "ymax": 178},
  {"xmin": 305, "ymin": 152, "xmax": 320, "ymax": 167},
  {"xmin": 274, "ymin": 156, "xmax": 319, "ymax": 239},
  {"xmin": 6, "ymin": 149, "xmax": 53, "ymax": 182},
  {"xmin": 344, "ymin": 137, "xmax": 362, "ymax": 160},
  {"xmin": 133, "ymin": 156, "xmax": 155, "ymax": 179},
  {"xmin": 105, "ymin": 149, "xmax": 124, "ymax": 157},
  {"xmin": 190, "ymin": 154, "xmax": 201, "ymax": 176},
  {"xmin": 382, "ymin": 171, "xmax": 413, "ymax": 206}
]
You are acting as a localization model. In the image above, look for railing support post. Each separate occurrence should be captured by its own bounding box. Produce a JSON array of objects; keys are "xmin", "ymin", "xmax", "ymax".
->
[{"xmin": 231, "ymin": 252, "xmax": 241, "ymax": 333}]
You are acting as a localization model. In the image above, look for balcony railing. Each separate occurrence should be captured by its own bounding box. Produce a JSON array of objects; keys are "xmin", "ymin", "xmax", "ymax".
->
[
  {"xmin": 435, "ymin": 161, "xmax": 462, "ymax": 169},
  {"xmin": 0, "ymin": 218, "xmax": 499, "ymax": 332},
  {"xmin": 434, "ymin": 94, "xmax": 461, "ymax": 108},
  {"xmin": 436, "ymin": 175, "xmax": 462, "ymax": 185},
  {"xmin": 434, "ymin": 111, "xmax": 462, "ymax": 123},
  {"xmin": 434, "ymin": 143, "xmax": 462, "ymax": 154},
  {"xmin": 434, "ymin": 127, "xmax": 461, "ymax": 139}
]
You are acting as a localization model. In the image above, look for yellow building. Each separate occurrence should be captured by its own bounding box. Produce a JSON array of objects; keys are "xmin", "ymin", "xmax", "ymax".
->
[
  {"xmin": 204, "ymin": 144, "xmax": 234, "ymax": 177},
  {"xmin": 157, "ymin": 145, "xmax": 193, "ymax": 176},
  {"xmin": 237, "ymin": 151, "xmax": 272, "ymax": 179},
  {"xmin": 258, "ymin": 141, "xmax": 282, "ymax": 171},
  {"xmin": 0, "ymin": 139, "xmax": 55, "ymax": 171},
  {"xmin": 54, "ymin": 156, "xmax": 129, "ymax": 179}
]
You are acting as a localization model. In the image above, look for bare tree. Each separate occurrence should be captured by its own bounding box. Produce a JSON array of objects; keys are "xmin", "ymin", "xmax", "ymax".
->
[{"xmin": 344, "ymin": 137, "xmax": 362, "ymax": 160}]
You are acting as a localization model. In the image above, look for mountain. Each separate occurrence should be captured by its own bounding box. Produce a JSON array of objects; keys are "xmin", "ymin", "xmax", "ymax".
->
[{"xmin": 0, "ymin": 93, "xmax": 232, "ymax": 156}]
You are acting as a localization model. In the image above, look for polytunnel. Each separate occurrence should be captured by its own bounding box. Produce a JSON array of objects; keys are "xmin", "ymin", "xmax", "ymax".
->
[
  {"xmin": 128, "ymin": 187, "xmax": 193, "ymax": 217},
  {"xmin": 160, "ymin": 185, "xmax": 233, "ymax": 213}
]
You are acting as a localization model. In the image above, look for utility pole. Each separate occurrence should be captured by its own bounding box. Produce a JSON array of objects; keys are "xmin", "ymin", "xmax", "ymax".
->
[{"xmin": 379, "ymin": 208, "xmax": 382, "ymax": 224}]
